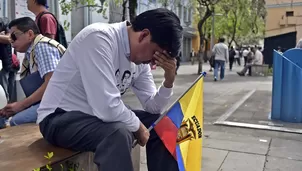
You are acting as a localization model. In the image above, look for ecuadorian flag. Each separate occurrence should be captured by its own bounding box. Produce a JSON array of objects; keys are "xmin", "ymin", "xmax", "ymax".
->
[{"xmin": 154, "ymin": 73, "xmax": 204, "ymax": 171}]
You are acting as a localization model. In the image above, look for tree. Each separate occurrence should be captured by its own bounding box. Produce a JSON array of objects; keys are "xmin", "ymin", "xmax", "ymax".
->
[
  {"xmin": 59, "ymin": 0, "xmax": 136, "ymax": 23},
  {"xmin": 218, "ymin": 0, "xmax": 246, "ymax": 46},
  {"xmin": 59, "ymin": 0, "xmax": 106, "ymax": 15},
  {"xmin": 214, "ymin": 0, "xmax": 266, "ymax": 47},
  {"xmin": 193, "ymin": 0, "xmax": 265, "ymax": 73},
  {"xmin": 128, "ymin": 0, "xmax": 138, "ymax": 22},
  {"xmin": 195, "ymin": 0, "xmax": 222, "ymax": 74}
]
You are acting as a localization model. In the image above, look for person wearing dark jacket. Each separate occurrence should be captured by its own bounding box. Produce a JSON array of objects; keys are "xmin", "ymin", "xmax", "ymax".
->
[
  {"xmin": 229, "ymin": 46, "xmax": 235, "ymax": 71},
  {"xmin": 0, "ymin": 18, "xmax": 20, "ymax": 129},
  {"xmin": 0, "ymin": 18, "xmax": 19, "ymax": 103}
]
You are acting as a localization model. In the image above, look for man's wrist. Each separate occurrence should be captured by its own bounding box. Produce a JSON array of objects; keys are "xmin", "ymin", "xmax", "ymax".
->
[
  {"xmin": 20, "ymin": 98, "xmax": 31, "ymax": 109},
  {"xmin": 163, "ymin": 80, "xmax": 174, "ymax": 88}
]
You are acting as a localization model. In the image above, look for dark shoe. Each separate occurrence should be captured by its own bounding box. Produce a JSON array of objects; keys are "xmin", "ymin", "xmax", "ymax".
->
[
  {"xmin": 214, "ymin": 77, "xmax": 217, "ymax": 81},
  {"xmin": 237, "ymin": 72, "xmax": 245, "ymax": 76}
]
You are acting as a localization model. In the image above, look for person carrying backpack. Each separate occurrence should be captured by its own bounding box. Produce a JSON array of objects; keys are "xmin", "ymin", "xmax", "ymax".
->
[{"xmin": 27, "ymin": 0, "xmax": 68, "ymax": 48}]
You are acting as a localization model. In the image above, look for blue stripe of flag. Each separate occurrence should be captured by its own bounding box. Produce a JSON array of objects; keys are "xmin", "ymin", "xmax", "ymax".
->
[
  {"xmin": 166, "ymin": 102, "xmax": 184, "ymax": 128},
  {"xmin": 176, "ymin": 144, "xmax": 185, "ymax": 171}
]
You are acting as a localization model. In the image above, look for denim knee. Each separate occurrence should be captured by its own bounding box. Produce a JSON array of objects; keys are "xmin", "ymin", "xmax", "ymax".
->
[{"xmin": 9, "ymin": 104, "xmax": 39, "ymax": 126}]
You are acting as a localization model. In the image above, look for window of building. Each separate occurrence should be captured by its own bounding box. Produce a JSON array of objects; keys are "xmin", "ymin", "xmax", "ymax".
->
[
  {"xmin": 286, "ymin": 11, "xmax": 294, "ymax": 17},
  {"xmin": 178, "ymin": 4, "xmax": 182, "ymax": 19},
  {"xmin": 188, "ymin": 8, "xmax": 192, "ymax": 22},
  {"xmin": 183, "ymin": 7, "xmax": 187, "ymax": 22}
]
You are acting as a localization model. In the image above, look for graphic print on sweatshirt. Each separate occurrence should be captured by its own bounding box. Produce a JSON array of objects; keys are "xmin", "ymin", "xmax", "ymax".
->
[{"xmin": 115, "ymin": 68, "xmax": 136, "ymax": 95}]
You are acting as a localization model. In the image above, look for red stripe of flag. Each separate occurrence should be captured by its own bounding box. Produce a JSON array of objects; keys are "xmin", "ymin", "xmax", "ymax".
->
[{"xmin": 154, "ymin": 116, "xmax": 178, "ymax": 159}]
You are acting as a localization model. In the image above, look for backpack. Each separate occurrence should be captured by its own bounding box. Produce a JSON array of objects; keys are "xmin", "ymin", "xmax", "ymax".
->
[{"xmin": 37, "ymin": 12, "xmax": 68, "ymax": 48}]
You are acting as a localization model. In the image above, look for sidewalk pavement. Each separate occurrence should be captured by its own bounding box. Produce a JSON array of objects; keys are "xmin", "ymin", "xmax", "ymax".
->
[{"xmin": 122, "ymin": 62, "xmax": 302, "ymax": 171}]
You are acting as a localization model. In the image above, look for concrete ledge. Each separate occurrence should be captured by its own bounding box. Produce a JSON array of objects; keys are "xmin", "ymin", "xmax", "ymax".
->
[
  {"xmin": 0, "ymin": 124, "xmax": 141, "ymax": 171},
  {"xmin": 132, "ymin": 145, "xmax": 141, "ymax": 171},
  {"xmin": 251, "ymin": 64, "xmax": 269, "ymax": 77},
  {"xmin": 48, "ymin": 147, "xmax": 140, "ymax": 171}
]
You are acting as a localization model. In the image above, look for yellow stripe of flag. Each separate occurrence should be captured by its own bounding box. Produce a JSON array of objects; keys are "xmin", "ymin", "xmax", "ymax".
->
[{"xmin": 178, "ymin": 77, "xmax": 203, "ymax": 171}]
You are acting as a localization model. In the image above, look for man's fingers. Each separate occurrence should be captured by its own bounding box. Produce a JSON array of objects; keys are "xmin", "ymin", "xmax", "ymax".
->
[
  {"xmin": 154, "ymin": 51, "xmax": 173, "ymax": 62},
  {"xmin": 162, "ymin": 50, "xmax": 172, "ymax": 58},
  {"xmin": 154, "ymin": 53, "xmax": 176, "ymax": 66},
  {"xmin": 138, "ymin": 140, "xmax": 146, "ymax": 147},
  {"xmin": 155, "ymin": 60, "xmax": 175, "ymax": 70},
  {"xmin": 3, "ymin": 106, "xmax": 13, "ymax": 112},
  {"xmin": 3, "ymin": 104, "xmax": 11, "ymax": 110},
  {"xmin": 153, "ymin": 51, "xmax": 177, "ymax": 73},
  {"xmin": 153, "ymin": 53, "xmax": 165, "ymax": 63}
]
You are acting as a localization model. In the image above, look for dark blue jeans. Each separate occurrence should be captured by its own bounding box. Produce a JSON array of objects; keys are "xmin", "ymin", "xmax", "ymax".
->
[
  {"xmin": 0, "ymin": 117, "xmax": 6, "ymax": 129},
  {"xmin": 214, "ymin": 60, "xmax": 225, "ymax": 80},
  {"xmin": 0, "ymin": 69, "xmax": 17, "ymax": 103}
]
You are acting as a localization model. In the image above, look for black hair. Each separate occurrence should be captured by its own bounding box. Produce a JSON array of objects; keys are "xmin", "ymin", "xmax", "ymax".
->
[
  {"xmin": 132, "ymin": 8, "xmax": 183, "ymax": 57},
  {"xmin": 219, "ymin": 37, "xmax": 225, "ymax": 43},
  {"xmin": 8, "ymin": 17, "xmax": 40, "ymax": 34},
  {"xmin": 122, "ymin": 70, "xmax": 131, "ymax": 80},
  {"xmin": 34, "ymin": 0, "xmax": 47, "ymax": 6},
  {"xmin": 115, "ymin": 69, "xmax": 120, "ymax": 76}
]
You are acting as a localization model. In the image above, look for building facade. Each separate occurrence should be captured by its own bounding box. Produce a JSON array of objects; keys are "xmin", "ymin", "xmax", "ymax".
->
[
  {"xmin": 3, "ymin": 0, "xmax": 126, "ymax": 42},
  {"xmin": 265, "ymin": 0, "xmax": 302, "ymax": 42},
  {"xmin": 3, "ymin": 0, "xmax": 196, "ymax": 61},
  {"xmin": 264, "ymin": 0, "xmax": 302, "ymax": 65},
  {"xmin": 137, "ymin": 0, "xmax": 196, "ymax": 61}
]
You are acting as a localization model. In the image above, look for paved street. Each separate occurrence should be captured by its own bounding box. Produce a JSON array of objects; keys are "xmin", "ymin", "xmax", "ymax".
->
[{"xmin": 122, "ymin": 62, "xmax": 302, "ymax": 171}]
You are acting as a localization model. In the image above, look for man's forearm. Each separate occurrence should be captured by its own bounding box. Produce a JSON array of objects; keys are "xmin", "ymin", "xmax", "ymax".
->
[{"xmin": 0, "ymin": 35, "xmax": 10, "ymax": 44}]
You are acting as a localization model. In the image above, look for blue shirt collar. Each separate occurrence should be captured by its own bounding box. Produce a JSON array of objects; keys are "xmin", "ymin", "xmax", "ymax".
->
[{"xmin": 25, "ymin": 43, "xmax": 34, "ymax": 60}]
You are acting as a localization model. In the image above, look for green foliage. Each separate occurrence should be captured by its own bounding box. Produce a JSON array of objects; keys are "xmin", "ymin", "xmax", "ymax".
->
[
  {"xmin": 44, "ymin": 152, "xmax": 54, "ymax": 160},
  {"xmin": 34, "ymin": 152, "xmax": 84, "ymax": 171},
  {"xmin": 59, "ymin": 0, "xmax": 99, "ymax": 15},
  {"xmin": 214, "ymin": 0, "xmax": 266, "ymax": 46},
  {"xmin": 59, "ymin": 0, "xmax": 187, "ymax": 28},
  {"xmin": 59, "ymin": 0, "xmax": 110, "ymax": 30},
  {"xmin": 193, "ymin": 0, "xmax": 266, "ymax": 46},
  {"xmin": 268, "ymin": 67, "xmax": 273, "ymax": 75}
]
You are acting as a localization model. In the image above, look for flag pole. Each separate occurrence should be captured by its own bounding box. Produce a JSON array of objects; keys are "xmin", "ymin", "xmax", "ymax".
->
[{"xmin": 132, "ymin": 72, "xmax": 206, "ymax": 147}]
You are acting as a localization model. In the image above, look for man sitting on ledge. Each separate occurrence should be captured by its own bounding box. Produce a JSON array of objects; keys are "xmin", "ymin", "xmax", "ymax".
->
[
  {"xmin": 37, "ymin": 8, "xmax": 183, "ymax": 171},
  {"xmin": 0, "ymin": 17, "xmax": 63, "ymax": 126},
  {"xmin": 237, "ymin": 46, "xmax": 263, "ymax": 76}
]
